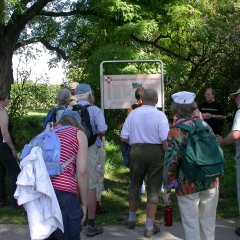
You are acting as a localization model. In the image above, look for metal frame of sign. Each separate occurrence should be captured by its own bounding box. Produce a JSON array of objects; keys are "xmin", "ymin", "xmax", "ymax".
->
[{"xmin": 100, "ymin": 60, "xmax": 164, "ymax": 112}]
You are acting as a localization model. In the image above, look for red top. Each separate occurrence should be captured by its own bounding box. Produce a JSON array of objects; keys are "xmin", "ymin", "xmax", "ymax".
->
[{"xmin": 51, "ymin": 125, "xmax": 79, "ymax": 195}]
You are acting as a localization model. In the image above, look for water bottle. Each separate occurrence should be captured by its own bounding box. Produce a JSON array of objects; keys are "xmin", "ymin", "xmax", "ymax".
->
[{"xmin": 164, "ymin": 206, "xmax": 172, "ymax": 226}]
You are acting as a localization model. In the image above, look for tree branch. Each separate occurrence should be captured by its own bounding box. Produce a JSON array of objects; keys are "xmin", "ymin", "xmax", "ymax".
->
[
  {"xmin": 132, "ymin": 35, "xmax": 191, "ymax": 62},
  {"xmin": 15, "ymin": 37, "xmax": 69, "ymax": 60},
  {"xmin": 40, "ymin": 39, "xmax": 69, "ymax": 60},
  {"xmin": 38, "ymin": 9, "xmax": 97, "ymax": 17},
  {"xmin": 7, "ymin": 0, "xmax": 55, "ymax": 35},
  {"xmin": 15, "ymin": 38, "xmax": 40, "ymax": 50}
]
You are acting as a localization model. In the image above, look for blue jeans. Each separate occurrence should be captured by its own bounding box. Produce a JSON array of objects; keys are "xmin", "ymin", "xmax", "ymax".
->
[{"xmin": 52, "ymin": 189, "xmax": 83, "ymax": 240}]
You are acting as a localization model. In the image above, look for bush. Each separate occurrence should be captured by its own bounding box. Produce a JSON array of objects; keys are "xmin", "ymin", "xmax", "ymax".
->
[{"xmin": 12, "ymin": 115, "xmax": 44, "ymax": 151}]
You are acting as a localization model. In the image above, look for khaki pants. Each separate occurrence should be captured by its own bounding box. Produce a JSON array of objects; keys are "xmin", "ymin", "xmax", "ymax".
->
[
  {"xmin": 96, "ymin": 146, "xmax": 106, "ymax": 201},
  {"xmin": 177, "ymin": 187, "xmax": 219, "ymax": 240}
]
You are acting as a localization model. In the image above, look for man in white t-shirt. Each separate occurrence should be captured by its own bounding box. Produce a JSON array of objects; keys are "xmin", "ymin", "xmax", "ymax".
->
[
  {"xmin": 121, "ymin": 88, "xmax": 170, "ymax": 238},
  {"xmin": 218, "ymin": 88, "xmax": 240, "ymax": 236}
]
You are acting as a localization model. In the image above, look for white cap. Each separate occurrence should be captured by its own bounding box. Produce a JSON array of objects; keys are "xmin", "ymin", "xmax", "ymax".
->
[{"xmin": 171, "ymin": 91, "xmax": 196, "ymax": 104}]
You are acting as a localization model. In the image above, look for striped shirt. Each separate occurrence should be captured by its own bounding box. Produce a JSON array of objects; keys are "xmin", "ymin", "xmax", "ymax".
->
[{"xmin": 51, "ymin": 125, "xmax": 79, "ymax": 195}]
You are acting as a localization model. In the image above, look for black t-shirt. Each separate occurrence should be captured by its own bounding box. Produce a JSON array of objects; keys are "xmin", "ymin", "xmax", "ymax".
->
[{"xmin": 200, "ymin": 101, "xmax": 225, "ymax": 135}]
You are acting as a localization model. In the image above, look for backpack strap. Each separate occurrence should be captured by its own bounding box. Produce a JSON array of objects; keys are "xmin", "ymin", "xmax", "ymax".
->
[
  {"xmin": 175, "ymin": 119, "xmax": 202, "ymax": 134},
  {"xmin": 53, "ymin": 125, "xmax": 72, "ymax": 133},
  {"xmin": 62, "ymin": 154, "xmax": 76, "ymax": 170},
  {"xmin": 53, "ymin": 125, "xmax": 77, "ymax": 170},
  {"xmin": 51, "ymin": 107, "xmax": 58, "ymax": 123},
  {"xmin": 176, "ymin": 123, "xmax": 191, "ymax": 132}
]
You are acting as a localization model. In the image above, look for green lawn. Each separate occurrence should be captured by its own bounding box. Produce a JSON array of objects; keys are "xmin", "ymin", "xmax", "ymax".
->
[
  {"xmin": 27, "ymin": 109, "xmax": 48, "ymax": 116},
  {"xmin": 0, "ymin": 138, "xmax": 238, "ymax": 225}
]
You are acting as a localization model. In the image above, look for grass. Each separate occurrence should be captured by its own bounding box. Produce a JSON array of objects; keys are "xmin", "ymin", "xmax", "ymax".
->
[
  {"xmin": 27, "ymin": 109, "xmax": 47, "ymax": 116},
  {"xmin": 0, "ymin": 132, "xmax": 238, "ymax": 225},
  {"xmin": 95, "ymin": 141, "xmax": 238, "ymax": 226}
]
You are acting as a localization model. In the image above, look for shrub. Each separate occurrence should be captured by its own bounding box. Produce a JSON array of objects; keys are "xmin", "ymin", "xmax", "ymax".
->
[{"xmin": 12, "ymin": 115, "xmax": 44, "ymax": 152}]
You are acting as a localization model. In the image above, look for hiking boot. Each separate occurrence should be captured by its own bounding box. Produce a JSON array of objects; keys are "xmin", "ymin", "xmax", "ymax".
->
[
  {"xmin": 144, "ymin": 224, "xmax": 160, "ymax": 238},
  {"xmin": 235, "ymin": 227, "xmax": 240, "ymax": 236},
  {"xmin": 124, "ymin": 218, "xmax": 135, "ymax": 229},
  {"xmin": 85, "ymin": 225, "xmax": 104, "ymax": 237}
]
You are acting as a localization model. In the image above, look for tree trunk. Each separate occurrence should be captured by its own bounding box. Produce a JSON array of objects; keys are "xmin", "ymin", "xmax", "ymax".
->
[{"xmin": 0, "ymin": 42, "xmax": 15, "ymax": 94}]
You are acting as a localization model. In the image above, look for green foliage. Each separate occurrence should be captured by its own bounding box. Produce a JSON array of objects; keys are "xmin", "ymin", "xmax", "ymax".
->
[
  {"xmin": 0, "ymin": 0, "xmax": 239, "ymax": 118},
  {"xmin": 59, "ymin": 0, "xmax": 240, "ymax": 117},
  {"xmin": 12, "ymin": 115, "xmax": 43, "ymax": 152},
  {"xmin": 9, "ymin": 82, "xmax": 60, "ymax": 118}
]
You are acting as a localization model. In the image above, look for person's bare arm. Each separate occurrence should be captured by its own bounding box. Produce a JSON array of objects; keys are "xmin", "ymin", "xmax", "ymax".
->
[
  {"xmin": 218, "ymin": 130, "xmax": 240, "ymax": 146},
  {"xmin": 203, "ymin": 112, "xmax": 226, "ymax": 120},
  {"xmin": 76, "ymin": 130, "xmax": 88, "ymax": 225},
  {"xmin": 0, "ymin": 110, "xmax": 17, "ymax": 157}
]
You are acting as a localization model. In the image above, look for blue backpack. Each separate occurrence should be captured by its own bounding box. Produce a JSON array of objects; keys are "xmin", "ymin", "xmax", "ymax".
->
[
  {"xmin": 20, "ymin": 125, "xmax": 75, "ymax": 177},
  {"xmin": 42, "ymin": 106, "xmax": 66, "ymax": 129}
]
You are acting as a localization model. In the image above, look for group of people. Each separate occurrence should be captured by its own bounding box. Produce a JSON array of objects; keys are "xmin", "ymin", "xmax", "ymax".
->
[
  {"xmin": 45, "ymin": 83, "xmax": 108, "ymax": 239},
  {"xmin": 0, "ymin": 83, "xmax": 239, "ymax": 239},
  {"xmin": 120, "ymin": 87, "xmax": 240, "ymax": 239},
  {"xmin": 0, "ymin": 83, "xmax": 108, "ymax": 239}
]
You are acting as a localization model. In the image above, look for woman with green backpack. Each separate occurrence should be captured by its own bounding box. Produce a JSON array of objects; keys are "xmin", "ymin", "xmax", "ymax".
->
[{"xmin": 163, "ymin": 91, "xmax": 220, "ymax": 240}]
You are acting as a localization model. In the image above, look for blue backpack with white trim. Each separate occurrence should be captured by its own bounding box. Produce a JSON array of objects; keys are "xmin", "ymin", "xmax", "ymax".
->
[{"xmin": 20, "ymin": 125, "xmax": 75, "ymax": 177}]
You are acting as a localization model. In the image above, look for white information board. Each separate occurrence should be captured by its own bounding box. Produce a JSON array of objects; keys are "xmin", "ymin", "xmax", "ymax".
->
[{"xmin": 103, "ymin": 74, "xmax": 162, "ymax": 109}]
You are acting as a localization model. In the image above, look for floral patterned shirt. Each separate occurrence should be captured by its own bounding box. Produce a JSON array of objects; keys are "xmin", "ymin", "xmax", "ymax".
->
[{"xmin": 163, "ymin": 116, "xmax": 219, "ymax": 196}]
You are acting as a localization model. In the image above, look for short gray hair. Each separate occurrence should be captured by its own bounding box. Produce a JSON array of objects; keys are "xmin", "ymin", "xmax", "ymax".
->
[
  {"xmin": 171, "ymin": 101, "xmax": 198, "ymax": 117},
  {"xmin": 57, "ymin": 89, "xmax": 71, "ymax": 106},
  {"xmin": 142, "ymin": 88, "xmax": 158, "ymax": 104},
  {"xmin": 76, "ymin": 90, "xmax": 92, "ymax": 101}
]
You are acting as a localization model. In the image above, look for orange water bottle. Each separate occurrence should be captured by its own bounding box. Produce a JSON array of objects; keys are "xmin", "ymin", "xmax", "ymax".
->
[{"xmin": 164, "ymin": 206, "xmax": 172, "ymax": 226}]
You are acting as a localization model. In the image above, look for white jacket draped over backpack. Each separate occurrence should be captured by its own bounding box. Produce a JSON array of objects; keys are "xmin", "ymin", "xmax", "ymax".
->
[{"xmin": 14, "ymin": 147, "xmax": 63, "ymax": 240}]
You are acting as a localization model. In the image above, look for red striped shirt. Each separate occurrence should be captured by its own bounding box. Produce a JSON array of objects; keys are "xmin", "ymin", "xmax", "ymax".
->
[{"xmin": 51, "ymin": 125, "xmax": 79, "ymax": 195}]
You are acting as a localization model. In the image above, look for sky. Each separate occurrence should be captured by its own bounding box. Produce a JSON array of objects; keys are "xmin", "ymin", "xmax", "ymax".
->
[{"xmin": 13, "ymin": 44, "xmax": 67, "ymax": 85}]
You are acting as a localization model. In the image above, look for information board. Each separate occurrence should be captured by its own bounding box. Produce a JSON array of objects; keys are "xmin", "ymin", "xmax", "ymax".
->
[{"xmin": 103, "ymin": 74, "xmax": 162, "ymax": 109}]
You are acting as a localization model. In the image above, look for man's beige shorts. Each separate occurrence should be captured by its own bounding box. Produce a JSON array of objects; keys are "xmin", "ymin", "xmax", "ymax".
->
[{"xmin": 88, "ymin": 144, "xmax": 100, "ymax": 189}]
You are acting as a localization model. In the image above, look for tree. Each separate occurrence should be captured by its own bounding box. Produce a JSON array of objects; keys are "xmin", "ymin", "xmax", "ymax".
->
[
  {"xmin": 0, "ymin": 0, "xmax": 96, "ymax": 94},
  {"xmin": 2, "ymin": 0, "xmax": 240, "ymax": 116},
  {"xmin": 64, "ymin": 0, "xmax": 240, "ymax": 113}
]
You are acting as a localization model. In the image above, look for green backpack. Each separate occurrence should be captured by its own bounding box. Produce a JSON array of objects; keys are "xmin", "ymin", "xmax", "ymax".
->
[{"xmin": 176, "ymin": 119, "xmax": 224, "ymax": 182}]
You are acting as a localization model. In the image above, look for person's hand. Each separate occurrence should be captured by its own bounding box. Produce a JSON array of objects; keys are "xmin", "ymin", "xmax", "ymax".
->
[
  {"xmin": 194, "ymin": 109, "xmax": 203, "ymax": 119},
  {"xmin": 162, "ymin": 191, "xmax": 171, "ymax": 206},
  {"xmin": 81, "ymin": 205, "xmax": 87, "ymax": 225},
  {"xmin": 202, "ymin": 113, "xmax": 213, "ymax": 119}
]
